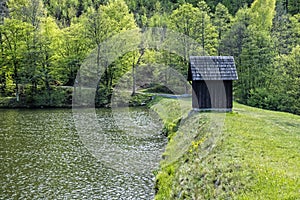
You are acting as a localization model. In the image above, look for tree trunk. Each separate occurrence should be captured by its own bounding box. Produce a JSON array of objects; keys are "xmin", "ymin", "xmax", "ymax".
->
[
  {"xmin": 96, "ymin": 44, "xmax": 101, "ymax": 102},
  {"xmin": 44, "ymin": 53, "xmax": 51, "ymax": 106},
  {"xmin": 132, "ymin": 62, "xmax": 136, "ymax": 96},
  {"xmin": 201, "ymin": 12, "xmax": 205, "ymax": 55},
  {"xmin": 131, "ymin": 50, "xmax": 145, "ymax": 96},
  {"xmin": 13, "ymin": 60, "xmax": 19, "ymax": 102}
]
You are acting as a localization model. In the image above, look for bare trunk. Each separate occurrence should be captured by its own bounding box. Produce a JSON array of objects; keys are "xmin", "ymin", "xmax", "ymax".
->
[
  {"xmin": 131, "ymin": 50, "xmax": 145, "ymax": 96},
  {"xmin": 16, "ymin": 83, "xmax": 19, "ymax": 102},
  {"xmin": 44, "ymin": 53, "xmax": 51, "ymax": 105},
  {"xmin": 132, "ymin": 63, "xmax": 136, "ymax": 96},
  {"xmin": 96, "ymin": 44, "xmax": 101, "ymax": 100},
  {"xmin": 13, "ymin": 61, "xmax": 19, "ymax": 102},
  {"xmin": 201, "ymin": 13, "xmax": 205, "ymax": 55}
]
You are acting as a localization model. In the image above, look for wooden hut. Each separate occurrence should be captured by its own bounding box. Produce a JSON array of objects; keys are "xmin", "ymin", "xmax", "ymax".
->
[{"xmin": 188, "ymin": 56, "xmax": 238, "ymax": 111}]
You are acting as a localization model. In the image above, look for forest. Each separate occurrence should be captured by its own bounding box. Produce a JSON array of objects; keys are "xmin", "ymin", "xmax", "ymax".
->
[{"xmin": 0, "ymin": 0, "xmax": 299, "ymax": 114}]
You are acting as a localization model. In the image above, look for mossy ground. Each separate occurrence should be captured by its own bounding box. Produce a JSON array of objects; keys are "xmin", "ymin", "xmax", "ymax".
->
[{"xmin": 152, "ymin": 98, "xmax": 300, "ymax": 199}]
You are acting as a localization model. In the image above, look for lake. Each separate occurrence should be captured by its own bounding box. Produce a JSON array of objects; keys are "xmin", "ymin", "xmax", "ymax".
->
[{"xmin": 0, "ymin": 108, "xmax": 166, "ymax": 199}]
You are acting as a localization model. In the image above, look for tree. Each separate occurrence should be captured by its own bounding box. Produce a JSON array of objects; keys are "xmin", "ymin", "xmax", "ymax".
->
[
  {"xmin": 148, "ymin": 1, "xmax": 169, "ymax": 29},
  {"xmin": 289, "ymin": 14, "xmax": 300, "ymax": 47},
  {"xmin": 43, "ymin": 0, "xmax": 78, "ymax": 26},
  {"xmin": 57, "ymin": 22, "xmax": 91, "ymax": 86},
  {"xmin": 278, "ymin": 0, "xmax": 300, "ymax": 15},
  {"xmin": 83, "ymin": 5, "xmax": 116, "ymax": 98},
  {"xmin": 272, "ymin": 46, "xmax": 300, "ymax": 114},
  {"xmin": 220, "ymin": 6, "xmax": 250, "ymax": 65},
  {"xmin": 221, "ymin": 0, "xmax": 277, "ymax": 104},
  {"xmin": 272, "ymin": 14, "xmax": 294, "ymax": 55},
  {"xmin": 287, "ymin": 0, "xmax": 300, "ymax": 15},
  {"xmin": 0, "ymin": 19, "xmax": 34, "ymax": 101},
  {"xmin": 250, "ymin": 0, "xmax": 276, "ymax": 31},
  {"xmin": 205, "ymin": 0, "xmax": 253, "ymax": 15},
  {"xmin": 235, "ymin": 0, "xmax": 276, "ymax": 103},
  {"xmin": 37, "ymin": 16, "xmax": 61, "ymax": 105},
  {"xmin": 101, "ymin": 0, "xmax": 136, "ymax": 31},
  {"xmin": 0, "ymin": 0, "xmax": 9, "ymax": 95},
  {"xmin": 272, "ymin": 13, "xmax": 300, "ymax": 56},
  {"xmin": 83, "ymin": 0, "xmax": 137, "ymax": 104},
  {"xmin": 196, "ymin": 1, "xmax": 218, "ymax": 55},
  {"xmin": 22, "ymin": 0, "xmax": 45, "ymax": 96},
  {"xmin": 239, "ymin": 28, "xmax": 275, "ymax": 102},
  {"xmin": 169, "ymin": 3, "xmax": 217, "ymax": 57},
  {"xmin": 213, "ymin": 3, "xmax": 231, "ymax": 55}
]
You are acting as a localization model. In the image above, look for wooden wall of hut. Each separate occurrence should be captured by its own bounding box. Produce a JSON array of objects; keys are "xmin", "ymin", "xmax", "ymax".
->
[{"xmin": 192, "ymin": 80, "xmax": 233, "ymax": 109}]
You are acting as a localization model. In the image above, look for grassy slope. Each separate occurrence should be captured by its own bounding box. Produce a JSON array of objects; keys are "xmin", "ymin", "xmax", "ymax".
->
[{"xmin": 152, "ymin": 98, "xmax": 300, "ymax": 199}]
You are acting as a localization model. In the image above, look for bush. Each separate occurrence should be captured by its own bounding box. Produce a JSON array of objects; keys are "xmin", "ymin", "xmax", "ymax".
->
[
  {"xmin": 31, "ymin": 86, "xmax": 72, "ymax": 107},
  {"xmin": 143, "ymin": 84, "xmax": 175, "ymax": 94}
]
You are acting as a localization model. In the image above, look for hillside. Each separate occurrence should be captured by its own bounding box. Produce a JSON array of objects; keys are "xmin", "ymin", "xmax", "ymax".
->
[
  {"xmin": 152, "ymin": 98, "xmax": 300, "ymax": 199},
  {"xmin": 0, "ymin": 0, "xmax": 299, "ymax": 113}
]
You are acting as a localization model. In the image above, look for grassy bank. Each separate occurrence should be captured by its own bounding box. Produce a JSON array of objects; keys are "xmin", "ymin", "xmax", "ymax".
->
[{"xmin": 151, "ymin": 98, "xmax": 300, "ymax": 199}]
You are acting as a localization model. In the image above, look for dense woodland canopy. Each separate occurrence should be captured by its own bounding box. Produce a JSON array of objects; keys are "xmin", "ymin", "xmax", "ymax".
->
[{"xmin": 0, "ymin": 0, "xmax": 299, "ymax": 114}]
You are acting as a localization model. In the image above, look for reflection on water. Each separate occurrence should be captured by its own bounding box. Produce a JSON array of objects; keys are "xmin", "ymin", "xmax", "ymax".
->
[{"xmin": 0, "ymin": 108, "xmax": 166, "ymax": 199}]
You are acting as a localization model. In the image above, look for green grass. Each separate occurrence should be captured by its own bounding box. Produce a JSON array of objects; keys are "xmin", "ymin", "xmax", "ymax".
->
[{"xmin": 152, "ymin": 99, "xmax": 300, "ymax": 199}]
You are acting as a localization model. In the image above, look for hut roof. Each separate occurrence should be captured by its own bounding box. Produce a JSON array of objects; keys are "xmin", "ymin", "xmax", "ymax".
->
[{"xmin": 188, "ymin": 56, "xmax": 238, "ymax": 81}]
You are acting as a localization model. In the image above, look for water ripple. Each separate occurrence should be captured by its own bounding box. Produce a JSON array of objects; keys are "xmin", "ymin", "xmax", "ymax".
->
[{"xmin": 0, "ymin": 108, "xmax": 166, "ymax": 199}]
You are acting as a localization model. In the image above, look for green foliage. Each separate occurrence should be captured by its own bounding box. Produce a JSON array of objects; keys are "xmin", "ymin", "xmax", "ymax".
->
[
  {"xmin": 0, "ymin": 18, "xmax": 34, "ymax": 101},
  {"xmin": 213, "ymin": 3, "xmax": 232, "ymax": 55},
  {"xmin": 250, "ymin": 0, "xmax": 276, "ymax": 31},
  {"xmin": 205, "ymin": 0, "xmax": 254, "ymax": 14},
  {"xmin": 142, "ymin": 84, "xmax": 175, "ymax": 94},
  {"xmin": 0, "ymin": 0, "xmax": 299, "ymax": 113},
  {"xmin": 270, "ymin": 46, "xmax": 300, "ymax": 114},
  {"xmin": 222, "ymin": 0, "xmax": 299, "ymax": 114},
  {"xmin": 169, "ymin": 2, "xmax": 218, "ymax": 55},
  {"xmin": 277, "ymin": 0, "xmax": 300, "ymax": 15},
  {"xmin": 101, "ymin": 0, "xmax": 136, "ymax": 31},
  {"xmin": 272, "ymin": 14, "xmax": 296, "ymax": 55},
  {"xmin": 155, "ymin": 163, "xmax": 177, "ymax": 199},
  {"xmin": 32, "ymin": 86, "xmax": 72, "ymax": 107},
  {"xmin": 238, "ymin": 28, "xmax": 275, "ymax": 102},
  {"xmin": 220, "ymin": 6, "xmax": 250, "ymax": 65},
  {"xmin": 56, "ymin": 22, "xmax": 91, "ymax": 85}
]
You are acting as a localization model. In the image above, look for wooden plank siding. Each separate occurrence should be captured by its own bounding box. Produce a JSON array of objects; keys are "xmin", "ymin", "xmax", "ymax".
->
[
  {"xmin": 192, "ymin": 81, "xmax": 233, "ymax": 109},
  {"xmin": 189, "ymin": 56, "xmax": 237, "ymax": 111}
]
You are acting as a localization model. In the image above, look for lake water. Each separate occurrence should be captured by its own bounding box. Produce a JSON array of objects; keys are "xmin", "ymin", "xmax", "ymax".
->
[{"xmin": 0, "ymin": 108, "xmax": 166, "ymax": 199}]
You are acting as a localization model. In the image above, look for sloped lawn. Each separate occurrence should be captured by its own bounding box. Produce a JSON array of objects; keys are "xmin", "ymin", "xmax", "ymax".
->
[{"xmin": 153, "ymin": 99, "xmax": 300, "ymax": 199}]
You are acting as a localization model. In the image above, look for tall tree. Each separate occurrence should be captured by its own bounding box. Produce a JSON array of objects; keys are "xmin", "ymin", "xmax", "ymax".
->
[
  {"xmin": 250, "ymin": 0, "xmax": 276, "ymax": 31},
  {"xmin": 23, "ymin": 0, "xmax": 45, "ymax": 96},
  {"xmin": 239, "ymin": 28, "xmax": 275, "ymax": 102},
  {"xmin": 272, "ymin": 13, "xmax": 300, "ymax": 56},
  {"xmin": 236, "ymin": 0, "xmax": 276, "ymax": 103},
  {"xmin": 57, "ymin": 22, "xmax": 90, "ymax": 86},
  {"xmin": 205, "ymin": 0, "xmax": 254, "ymax": 15},
  {"xmin": 272, "ymin": 46, "xmax": 300, "ymax": 114},
  {"xmin": 213, "ymin": 3, "xmax": 231, "ymax": 55},
  {"xmin": 220, "ymin": 6, "xmax": 250, "ymax": 65},
  {"xmin": 148, "ymin": 1, "xmax": 169, "ymax": 29},
  {"xmin": 196, "ymin": 1, "xmax": 218, "ymax": 55},
  {"xmin": 37, "ymin": 16, "xmax": 61, "ymax": 105},
  {"xmin": 169, "ymin": 3, "xmax": 217, "ymax": 58},
  {"xmin": 0, "ymin": 0, "xmax": 9, "ymax": 95},
  {"xmin": 0, "ymin": 19, "xmax": 33, "ymax": 101},
  {"xmin": 83, "ymin": 0, "xmax": 137, "ymax": 104},
  {"xmin": 288, "ymin": 0, "xmax": 300, "ymax": 15}
]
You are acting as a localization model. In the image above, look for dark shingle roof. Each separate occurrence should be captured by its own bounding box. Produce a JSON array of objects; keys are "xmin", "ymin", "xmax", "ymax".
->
[{"xmin": 188, "ymin": 56, "xmax": 238, "ymax": 81}]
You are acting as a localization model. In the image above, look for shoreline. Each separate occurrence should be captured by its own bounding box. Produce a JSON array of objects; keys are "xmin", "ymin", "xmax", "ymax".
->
[{"xmin": 0, "ymin": 93, "xmax": 154, "ymax": 109}]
